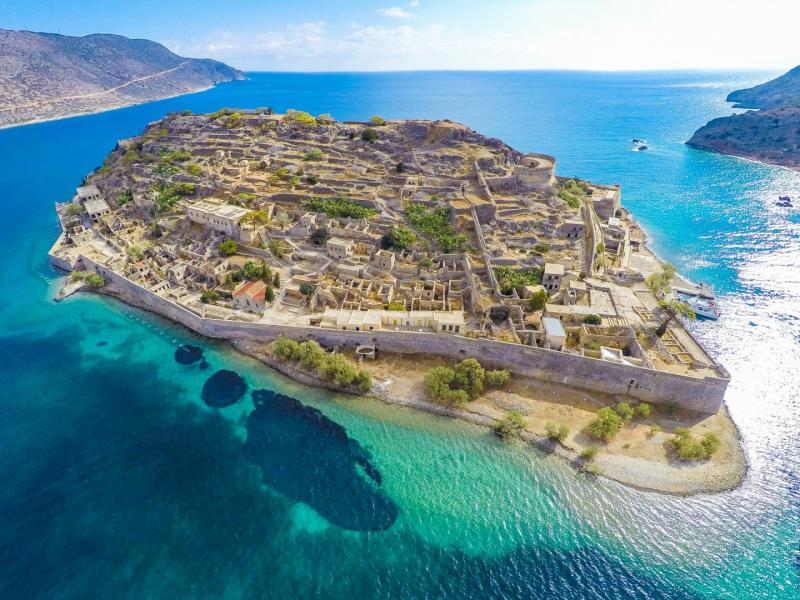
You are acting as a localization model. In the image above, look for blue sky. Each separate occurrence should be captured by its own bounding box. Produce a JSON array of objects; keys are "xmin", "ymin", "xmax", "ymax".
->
[{"xmin": 4, "ymin": 0, "xmax": 799, "ymax": 71}]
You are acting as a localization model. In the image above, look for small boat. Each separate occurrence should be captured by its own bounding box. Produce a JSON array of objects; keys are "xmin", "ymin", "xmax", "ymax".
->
[
  {"xmin": 776, "ymin": 195, "xmax": 793, "ymax": 208},
  {"xmin": 682, "ymin": 295, "xmax": 721, "ymax": 320},
  {"xmin": 631, "ymin": 139, "xmax": 648, "ymax": 151}
]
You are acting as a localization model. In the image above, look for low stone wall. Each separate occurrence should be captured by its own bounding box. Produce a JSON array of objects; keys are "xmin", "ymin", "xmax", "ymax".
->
[{"xmin": 57, "ymin": 252, "xmax": 729, "ymax": 414}]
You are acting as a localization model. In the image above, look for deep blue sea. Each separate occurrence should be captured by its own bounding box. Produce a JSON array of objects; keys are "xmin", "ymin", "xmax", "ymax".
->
[{"xmin": 1, "ymin": 71, "xmax": 799, "ymax": 599}]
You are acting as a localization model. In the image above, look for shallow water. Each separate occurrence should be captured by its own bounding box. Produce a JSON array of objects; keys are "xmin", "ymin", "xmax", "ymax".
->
[{"xmin": 1, "ymin": 71, "xmax": 798, "ymax": 598}]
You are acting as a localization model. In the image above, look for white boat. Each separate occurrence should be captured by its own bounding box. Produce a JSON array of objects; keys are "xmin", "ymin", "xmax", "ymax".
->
[{"xmin": 684, "ymin": 295, "xmax": 721, "ymax": 320}]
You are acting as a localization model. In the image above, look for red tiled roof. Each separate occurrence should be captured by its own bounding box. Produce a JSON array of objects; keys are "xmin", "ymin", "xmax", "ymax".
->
[{"xmin": 233, "ymin": 280, "xmax": 267, "ymax": 302}]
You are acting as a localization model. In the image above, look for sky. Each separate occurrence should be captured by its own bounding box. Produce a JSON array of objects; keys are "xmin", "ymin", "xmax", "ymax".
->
[{"xmin": 4, "ymin": 0, "xmax": 800, "ymax": 72}]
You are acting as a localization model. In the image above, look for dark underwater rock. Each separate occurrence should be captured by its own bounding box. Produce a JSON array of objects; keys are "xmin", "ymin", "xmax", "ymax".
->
[
  {"xmin": 244, "ymin": 389, "xmax": 398, "ymax": 531},
  {"xmin": 175, "ymin": 344, "xmax": 203, "ymax": 365},
  {"xmin": 202, "ymin": 369, "xmax": 247, "ymax": 408}
]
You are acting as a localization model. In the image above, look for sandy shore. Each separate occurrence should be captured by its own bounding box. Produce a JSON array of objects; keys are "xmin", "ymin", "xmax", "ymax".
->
[{"xmin": 233, "ymin": 339, "xmax": 747, "ymax": 496}]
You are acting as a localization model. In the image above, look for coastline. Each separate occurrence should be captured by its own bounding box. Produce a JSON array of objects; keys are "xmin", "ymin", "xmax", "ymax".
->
[
  {"xmin": 686, "ymin": 142, "xmax": 800, "ymax": 174},
  {"xmin": 0, "ymin": 84, "xmax": 216, "ymax": 131}
]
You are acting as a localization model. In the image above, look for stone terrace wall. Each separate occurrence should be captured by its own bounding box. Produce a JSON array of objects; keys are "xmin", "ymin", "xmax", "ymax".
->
[{"xmin": 71, "ymin": 253, "xmax": 728, "ymax": 414}]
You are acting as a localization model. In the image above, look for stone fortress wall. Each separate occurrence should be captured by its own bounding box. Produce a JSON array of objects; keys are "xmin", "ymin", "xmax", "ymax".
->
[{"xmin": 69, "ymin": 251, "xmax": 729, "ymax": 415}]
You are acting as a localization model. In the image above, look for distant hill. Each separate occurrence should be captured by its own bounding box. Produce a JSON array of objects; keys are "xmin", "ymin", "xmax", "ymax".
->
[
  {"xmin": 687, "ymin": 67, "xmax": 800, "ymax": 170},
  {"xmin": 0, "ymin": 29, "xmax": 245, "ymax": 128}
]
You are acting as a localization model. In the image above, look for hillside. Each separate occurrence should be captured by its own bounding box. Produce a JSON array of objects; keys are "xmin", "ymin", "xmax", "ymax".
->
[
  {"xmin": 0, "ymin": 29, "xmax": 245, "ymax": 128},
  {"xmin": 687, "ymin": 66, "xmax": 800, "ymax": 169}
]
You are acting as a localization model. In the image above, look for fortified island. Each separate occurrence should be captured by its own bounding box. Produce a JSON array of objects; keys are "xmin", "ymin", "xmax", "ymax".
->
[{"xmin": 49, "ymin": 109, "xmax": 745, "ymax": 493}]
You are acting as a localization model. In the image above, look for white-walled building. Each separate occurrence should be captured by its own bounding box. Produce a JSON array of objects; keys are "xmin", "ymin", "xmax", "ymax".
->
[{"xmin": 186, "ymin": 199, "xmax": 251, "ymax": 237}]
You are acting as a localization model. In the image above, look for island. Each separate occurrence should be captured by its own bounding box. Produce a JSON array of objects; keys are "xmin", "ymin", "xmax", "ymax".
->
[
  {"xmin": 49, "ymin": 109, "xmax": 746, "ymax": 494},
  {"xmin": 0, "ymin": 29, "xmax": 244, "ymax": 129},
  {"xmin": 687, "ymin": 64, "xmax": 800, "ymax": 170}
]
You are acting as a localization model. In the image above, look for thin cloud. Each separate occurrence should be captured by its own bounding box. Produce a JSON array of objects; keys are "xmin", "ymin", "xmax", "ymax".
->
[{"xmin": 378, "ymin": 7, "xmax": 412, "ymax": 19}]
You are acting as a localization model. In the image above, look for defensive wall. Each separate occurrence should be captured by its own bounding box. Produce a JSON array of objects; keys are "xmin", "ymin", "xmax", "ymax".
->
[{"xmin": 63, "ymin": 251, "xmax": 729, "ymax": 414}]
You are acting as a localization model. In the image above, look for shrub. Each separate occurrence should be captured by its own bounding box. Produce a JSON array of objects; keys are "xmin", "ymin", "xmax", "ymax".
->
[
  {"xmin": 310, "ymin": 227, "xmax": 331, "ymax": 246},
  {"xmin": 84, "ymin": 273, "xmax": 105, "ymax": 287},
  {"xmin": 580, "ymin": 446, "xmax": 599, "ymax": 461},
  {"xmin": 453, "ymin": 358, "xmax": 485, "ymax": 399},
  {"xmin": 615, "ymin": 402, "xmax": 634, "ymax": 425},
  {"xmin": 306, "ymin": 197, "xmax": 377, "ymax": 220},
  {"xmin": 405, "ymin": 203, "xmax": 468, "ymax": 253},
  {"xmin": 419, "ymin": 257, "xmax": 433, "ymax": 269},
  {"xmin": 296, "ymin": 340, "xmax": 327, "ymax": 370},
  {"xmin": 236, "ymin": 261, "xmax": 271, "ymax": 282},
  {"xmin": 635, "ymin": 402, "xmax": 652, "ymax": 418},
  {"xmin": 424, "ymin": 367, "xmax": 467, "ymax": 405},
  {"xmin": 117, "ymin": 190, "xmax": 133, "ymax": 206},
  {"xmin": 305, "ymin": 174, "xmax": 319, "ymax": 185},
  {"xmin": 353, "ymin": 370, "xmax": 372, "ymax": 393},
  {"xmin": 489, "ymin": 305, "xmax": 510, "ymax": 323},
  {"xmin": 583, "ymin": 463, "xmax": 603, "ymax": 476},
  {"xmin": 66, "ymin": 203, "xmax": 84, "ymax": 216},
  {"xmin": 385, "ymin": 302, "xmax": 405, "ymax": 311},
  {"xmin": 200, "ymin": 289, "xmax": 220, "ymax": 303},
  {"xmin": 299, "ymin": 282, "xmax": 315, "ymax": 296},
  {"xmin": 269, "ymin": 239, "xmax": 286, "ymax": 258},
  {"xmin": 494, "ymin": 266, "xmax": 544, "ymax": 295},
  {"xmin": 532, "ymin": 242, "xmax": 550, "ymax": 255},
  {"xmin": 185, "ymin": 163, "xmax": 203, "ymax": 176},
  {"xmin": 583, "ymin": 314, "xmax": 602, "ymax": 325},
  {"xmin": 494, "ymin": 411, "xmax": 525, "ymax": 439},
  {"xmin": 218, "ymin": 240, "xmax": 239, "ymax": 255},
  {"xmin": 304, "ymin": 148, "xmax": 324, "ymax": 161},
  {"xmin": 395, "ymin": 161, "xmax": 405, "ymax": 173},
  {"xmin": 646, "ymin": 424, "xmax": 662, "ymax": 439},
  {"xmin": 369, "ymin": 115, "xmax": 386, "ymax": 126},
  {"xmin": 361, "ymin": 127, "xmax": 378, "ymax": 142},
  {"xmin": 670, "ymin": 429, "xmax": 721, "ymax": 461},
  {"xmin": 557, "ymin": 179, "xmax": 589, "ymax": 209},
  {"xmin": 126, "ymin": 245, "xmax": 144, "ymax": 261},
  {"xmin": 273, "ymin": 336, "xmax": 300, "ymax": 361},
  {"xmin": 485, "ymin": 369, "xmax": 511, "ymax": 388},
  {"xmin": 586, "ymin": 407, "xmax": 622, "ymax": 441},
  {"xmin": 528, "ymin": 289, "xmax": 548, "ymax": 311},
  {"xmin": 319, "ymin": 353, "xmax": 358, "ymax": 386},
  {"xmin": 265, "ymin": 287, "xmax": 275, "ymax": 303},
  {"xmin": 545, "ymin": 422, "xmax": 569, "ymax": 443},
  {"xmin": 381, "ymin": 226, "xmax": 417, "ymax": 251},
  {"xmin": 286, "ymin": 109, "xmax": 317, "ymax": 127},
  {"xmin": 316, "ymin": 113, "xmax": 334, "ymax": 124},
  {"xmin": 273, "ymin": 272, "xmax": 281, "ymax": 287}
]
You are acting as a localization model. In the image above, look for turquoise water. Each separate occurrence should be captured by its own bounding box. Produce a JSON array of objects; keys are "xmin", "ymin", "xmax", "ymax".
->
[{"xmin": 1, "ymin": 71, "xmax": 799, "ymax": 598}]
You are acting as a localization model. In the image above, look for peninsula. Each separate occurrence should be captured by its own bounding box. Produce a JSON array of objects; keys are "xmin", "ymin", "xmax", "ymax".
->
[
  {"xmin": 49, "ymin": 110, "xmax": 745, "ymax": 494},
  {"xmin": 0, "ymin": 29, "xmax": 244, "ymax": 128},
  {"xmin": 687, "ymin": 65, "xmax": 800, "ymax": 169}
]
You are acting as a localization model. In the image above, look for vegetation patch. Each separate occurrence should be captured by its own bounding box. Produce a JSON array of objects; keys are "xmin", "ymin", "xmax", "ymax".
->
[
  {"xmin": 670, "ymin": 428, "xmax": 721, "ymax": 461},
  {"xmin": 493, "ymin": 266, "xmax": 544, "ymax": 295},
  {"xmin": 271, "ymin": 337, "xmax": 372, "ymax": 393},
  {"xmin": 305, "ymin": 197, "xmax": 377, "ymax": 219},
  {"xmin": 557, "ymin": 179, "xmax": 590, "ymax": 209},
  {"xmin": 494, "ymin": 411, "xmax": 525, "ymax": 439},
  {"xmin": 405, "ymin": 203, "xmax": 468, "ymax": 253}
]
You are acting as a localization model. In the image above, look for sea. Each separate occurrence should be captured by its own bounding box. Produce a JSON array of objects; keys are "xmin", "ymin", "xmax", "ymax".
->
[{"xmin": 1, "ymin": 71, "xmax": 799, "ymax": 599}]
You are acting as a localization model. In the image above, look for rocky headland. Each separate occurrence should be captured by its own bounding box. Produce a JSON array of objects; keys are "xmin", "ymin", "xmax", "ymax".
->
[
  {"xmin": 0, "ymin": 29, "xmax": 245, "ymax": 128},
  {"xmin": 687, "ymin": 65, "xmax": 800, "ymax": 169}
]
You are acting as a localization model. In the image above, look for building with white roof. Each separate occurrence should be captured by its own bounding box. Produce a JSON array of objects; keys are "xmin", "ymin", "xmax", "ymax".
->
[{"xmin": 186, "ymin": 199, "xmax": 251, "ymax": 237}]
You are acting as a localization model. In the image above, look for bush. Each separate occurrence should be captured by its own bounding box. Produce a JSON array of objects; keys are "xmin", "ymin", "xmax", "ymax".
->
[
  {"xmin": 296, "ymin": 340, "xmax": 326, "ymax": 370},
  {"xmin": 381, "ymin": 226, "xmax": 417, "ymax": 251},
  {"xmin": 586, "ymin": 407, "xmax": 622, "ymax": 441},
  {"xmin": 66, "ymin": 203, "xmax": 84, "ymax": 216},
  {"xmin": 424, "ymin": 367, "xmax": 468, "ymax": 405},
  {"xmin": 532, "ymin": 243, "xmax": 550, "ymax": 255},
  {"xmin": 670, "ymin": 429, "xmax": 721, "ymax": 461},
  {"xmin": 218, "ymin": 240, "xmax": 238, "ymax": 255},
  {"xmin": 494, "ymin": 266, "xmax": 544, "ymax": 295},
  {"xmin": 306, "ymin": 197, "xmax": 376, "ymax": 220},
  {"xmin": 453, "ymin": 358, "xmax": 485, "ymax": 399},
  {"xmin": 319, "ymin": 353, "xmax": 358, "ymax": 386},
  {"xmin": 545, "ymin": 422, "xmax": 569, "ymax": 443},
  {"xmin": 268, "ymin": 239, "xmax": 286, "ymax": 258},
  {"xmin": 361, "ymin": 128, "xmax": 378, "ymax": 142},
  {"xmin": 395, "ymin": 161, "xmax": 405, "ymax": 173},
  {"xmin": 265, "ymin": 287, "xmax": 275, "ymax": 302},
  {"xmin": 646, "ymin": 424, "xmax": 662, "ymax": 439},
  {"xmin": 353, "ymin": 371, "xmax": 372, "ymax": 393},
  {"xmin": 273, "ymin": 336, "xmax": 300, "ymax": 360},
  {"xmin": 305, "ymin": 174, "xmax": 319, "ymax": 185},
  {"xmin": 385, "ymin": 302, "xmax": 405, "ymax": 311},
  {"xmin": 84, "ymin": 273, "xmax": 105, "ymax": 287},
  {"xmin": 580, "ymin": 446, "xmax": 599, "ymax": 461},
  {"xmin": 310, "ymin": 227, "xmax": 331, "ymax": 246},
  {"xmin": 583, "ymin": 314, "xmax": 602, "ymax": 325},
  {"xmin": 185, "ymin": 163, "xmax": 203, "ymax": 176},
  {"xmin": 117, "ymin": 190, "xmax": 133, "ymax": 206},
  {"xmin": 419, "ymin": 257, "xmax": 433, "ymax": 269},
  {"xmin": 615, "ymin": 402, "xmax": 634, "ymax": 425},
  {"xmin": 369, "ymin": 115, "xmax": 386, "ymax": 126},
  {"xmin": 485, "ymin": 369, "xmax": 510, "ymax": 388},
  {"xmin": 299, "ymin": 282, "xmax": 315, "ymax": 296},
  {"xmin": 200, "ymin": 289, "xmax": 220, "ymax": 303},
  {"xmin": 635, "ymin": 402, "xmax": 652, "ymax": 418},
  {"xmin": 494, "ymin": 411, "xmax": 525, "ymax": 439},
  {"xmin": 304, "ymin": 148, "xmax": 324, "ymax": 161},
  {"xmin": 583, "ymin": 463, "xmax": 603, "ymax": 476},
  {"xmin": 489, "ymin": 305, "xmax": 510, "ymax": 323},
  {"xmin": 235, "ymin": 261, "xmax": 271, "ymax": 282},
  {"xmin": 286, "ymin": 109, "xmax": 317, "ymax": 127},
  {"xmin": 528, "ymin": 289, "xmax": 548, "ymax": 312},
  {"xmin": 405, "ymin": 203, "xmax": 468, "ymax": 253}
]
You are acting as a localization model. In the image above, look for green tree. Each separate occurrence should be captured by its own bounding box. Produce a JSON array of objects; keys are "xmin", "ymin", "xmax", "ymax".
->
[
  {"xmin": 453, "ymin": 358, "xmax": 485, "ymax": 399},
  {"xmin": 84, "ymin": 273, "xmax": 105, "ymax": 287},
  {"xmin": 369, "ymin": 115, "xmax": 386, "ymax": 126},
  {"xmin": 545, "ymin": 422, "xmax": 570, "ymax": 443},
  {"xmin": 381, "ymin": 225, "xmax": 417, "ymax": 251},
  {"xmin": 310, "ymin": 227, "xmax": 331, "ymax": 246},
  {"xmin": 583, "ymin": 314, "xmax": 602, "ymax": 325},
  {"xmin": 304, "ymin": 148, "xmax": 324, "ymax": 160},
  {"xmin": 528, "ymin": 289, "xmax": 548, "ymax": 311},
  {"xmin": 265, "ymin": 287, "xmax": 275, "ymax": 303},
  {"xmin": 655, "ymin": 299, "xmax": 695, "ymax": 337},
  {"xmin": 269, "ymin": 239, "xmax": 286, "ymax": 258},
  {"xmin": 296, "ymin": 340, "xmax": 327, "ymax": 370},
  {"xmin": 299, "ymin": 282, "xmax": 315, "ymax": 296},
  {"xmin": 361, "ymin": 127, "xmax": 378, "ymax": 142},
  {"xmin": 319, "ymin": 353, "xmax": 358, "ymax": 386},
  {"xmin": 218, "ymin": 240, "xmax": 239, "ymax": 255},
  {"xmin": 586, "ymin": 407, "xmax": 622, "ymax": 441},
  {"xmin": 353, "ymin": 370, "xmax": 372, "ymax": 394},
  {"xmin": 273, "ymin": 272, "xmax": 281, "ymax": 287},
  {"xmin": 200, "ymin": 289, "xmax": 220, "ymax": 303},
  {"xmin": 273, "ymin": 336, "xmax": 300, "ymax": 361},
  {"xmin": 424, "ymin": 367, "xmax": 468, "ymax": 405},
  {"xmin": 615, "ymin": 402, "xmax": 634, "ymax": 425},
  {"xmin": 494, "ymin": 411, "xmax": 525, "ymax": 439},
  {"xmin": 635, "ymin": 402, "xmax": 652, "ymax": 418},
  {"xmin": 670, "ymin": 429, "xmax": 721, "ymax": 461}
]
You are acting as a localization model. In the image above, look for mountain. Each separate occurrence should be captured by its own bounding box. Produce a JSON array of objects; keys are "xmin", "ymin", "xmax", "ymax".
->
[
  {"xmin": 687, "ymin": 66, "xmax": 800, "ymax": 170},
  {"xmin": 0, "ymin": 29, "xmax": 245, "ymax": 128}
]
